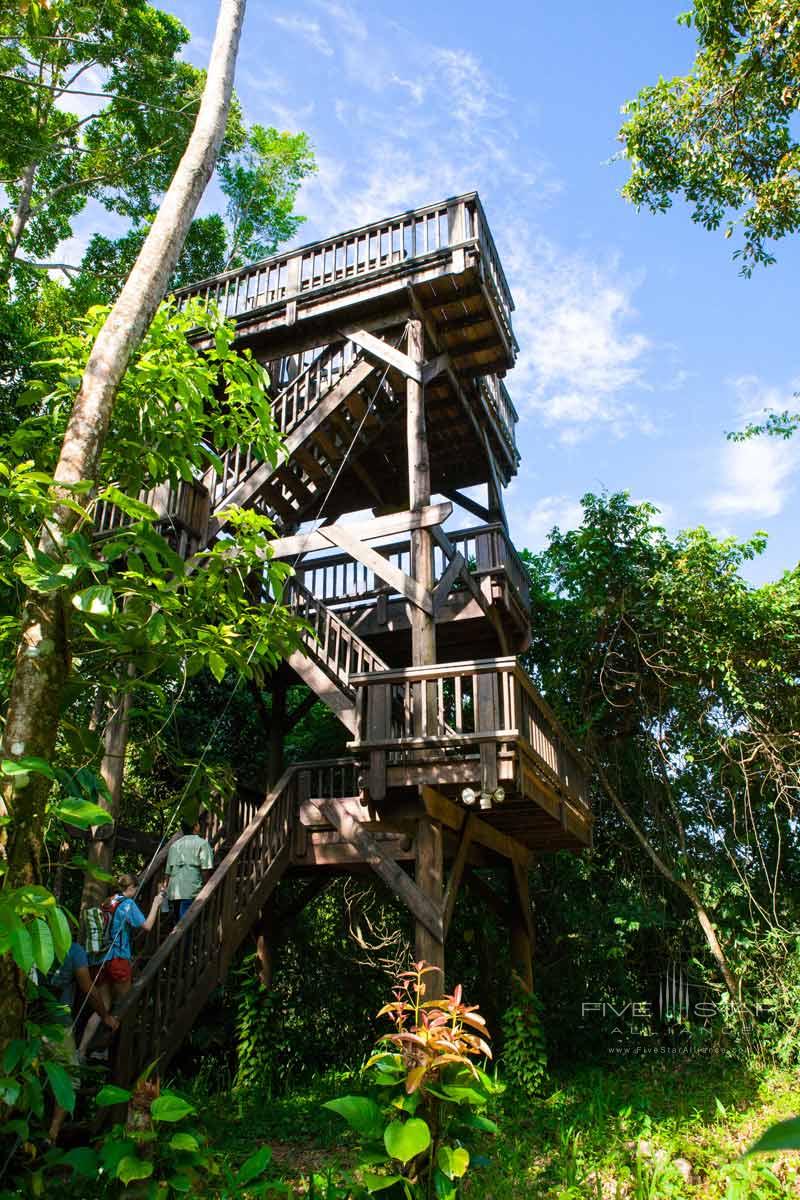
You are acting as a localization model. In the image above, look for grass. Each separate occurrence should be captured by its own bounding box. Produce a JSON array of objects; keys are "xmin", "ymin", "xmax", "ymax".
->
[{"xmin": 191, "ymin": 1058, "xmax": 800, "ymax": 1198}]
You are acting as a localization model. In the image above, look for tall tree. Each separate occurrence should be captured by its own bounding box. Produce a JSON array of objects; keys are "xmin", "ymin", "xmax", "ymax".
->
[
  {"xmin": 1, "ymin": 0, "xmax": 247, "ymax": 894},
  {"xmin": 525, "ymin": 493, "xmax": 800, "ymax": 1002},
  {"xmin": 619, "ymin": 1, "xmax": 800, "ymax": 275},
  {"xmin": 0, "ymin": 0, "xmax": 225, "ymax": 287}
]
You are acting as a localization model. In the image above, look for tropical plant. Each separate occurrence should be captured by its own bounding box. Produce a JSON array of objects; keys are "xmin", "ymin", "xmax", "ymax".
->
[
  {"xmin": 324, "ymin": 962, "xmax": 503, "ymax": 1198},
  {"xmin": 500, "ymin": 979, "xmax": 547, "ymax": 1097}
]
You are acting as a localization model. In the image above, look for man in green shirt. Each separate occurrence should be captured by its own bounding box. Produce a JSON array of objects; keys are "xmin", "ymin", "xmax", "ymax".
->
[{"xmin": 165, "ymin": 817, "xmax": 214, "ymax": 920}]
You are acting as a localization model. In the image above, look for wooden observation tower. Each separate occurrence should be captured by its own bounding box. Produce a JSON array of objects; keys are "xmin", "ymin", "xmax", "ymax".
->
[{"xmin": 104, "ymin": 192, "xmax": 592, "ymax": 1085}]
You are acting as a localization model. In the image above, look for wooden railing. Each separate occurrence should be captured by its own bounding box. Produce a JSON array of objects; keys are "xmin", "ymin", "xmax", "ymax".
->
[
  {"xmin": 174, "ymin": 192, "xmax": 514, "ymax": 346},
  {"xmin": 286, "ymin": 577, "xmax": 388, "ymax": 695},
  {"xmin": 350, "ymin": 657, "xmax": 589, "ymax": 813},
  {"xmin": 294, "ymin": 524, "xmax": 529, "ymax": 612},
  {"xmin": 465, "ymin": 196, "xmax": 516, "ymax": 351},
  {"xmin": 114, "ymin": 765, "xmax": 297, "ymax": 1084},
  {"xmin": 93, "ymin": 479, "xmax": 210, "ymax": 556},
  {"xmin": 478, "ymin": 375, "xmax": 519, "ymax": 462}
]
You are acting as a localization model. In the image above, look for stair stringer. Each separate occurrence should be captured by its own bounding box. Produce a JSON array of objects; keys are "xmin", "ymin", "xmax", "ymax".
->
[{"xmin": 285, "ymin": 578, "xmax": 390, "ymax": 733}]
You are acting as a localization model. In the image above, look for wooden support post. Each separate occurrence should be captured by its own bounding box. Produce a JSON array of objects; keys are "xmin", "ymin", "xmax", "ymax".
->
[
  {"xmin": 415, "ymin": 815, "xmax": 444, "ymax": 996},
  {"xmin": 509, "ymin": 860, "xmax": 534, "ymax": 993},
  {"xmin": 406, "ymin": 318, "xmax": 437, "ymax": 736},
  {"xmin": 268, "ymin": 669, "xmax": 287, "ymax": 786}
]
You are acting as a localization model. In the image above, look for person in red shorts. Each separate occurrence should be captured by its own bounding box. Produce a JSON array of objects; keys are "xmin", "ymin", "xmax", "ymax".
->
[{"xmin": 79, "ymin": 873, "xmax": 166, "ymax": 1056}]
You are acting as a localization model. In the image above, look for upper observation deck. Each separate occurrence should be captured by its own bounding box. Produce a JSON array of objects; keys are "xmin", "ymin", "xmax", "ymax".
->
[{"xmin": 174, "ymin": 192, "xmax": 517, "ymax": 377}]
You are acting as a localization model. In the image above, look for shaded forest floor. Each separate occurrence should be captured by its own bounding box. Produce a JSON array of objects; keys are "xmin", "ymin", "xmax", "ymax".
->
[{"xmin": 197, "ymin": 1057, "xmax": 800, "ymax": 1198}]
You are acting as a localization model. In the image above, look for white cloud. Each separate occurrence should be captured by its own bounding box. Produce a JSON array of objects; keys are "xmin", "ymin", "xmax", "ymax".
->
[
  {"xmin": 503, "ymin": 234, "xmax": 652, "ymax": 442},
  {"xmin": 707, "ymin": 377, "xmax": 800, "ymax": 519},
  {"xmin": 271, "ymin": 15, "xmax": 334, "ymax": 56},
  {"xmin": 522, "ymin": 495, "xmax": 585, "ymax": 547},
  {"xmin": 709, "ymin": 435, "xmax": 798, "ymax": 519}
]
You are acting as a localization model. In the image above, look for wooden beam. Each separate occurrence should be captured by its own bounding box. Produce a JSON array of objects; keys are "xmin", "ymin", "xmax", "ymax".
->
[
  {"xmin": 266, "ymin": 502, "xmax": 452, "ymax": 559},
  {"xmin": 415, "ymin": 815, "xmax": 444, "ymax": 993},
  {"xmin": 442, "ymin": 489, "xmax": 492, "ymax": 524},
  {"xmin": 323, "ymin": 523, "xmax": 432, "ymax": 615},
  {"xmin": 509, "ymin": 859, "xmax": 534, "ymax": 992},
  {"xmin": 432, "ymin": 551, "xmax": 465, "ymax": 613},
  {"xmin": 342, "ymin": 326, "xmax": 421, "ymax": 382},
  {"xmin": 421, "ymin": 786, "xmax": 529, "ymax": 866},
  {"xmin": 314, "ymin": 800, "xmax": 443, "ymax": 941},
  {"xmin": 285, "ymin": 690, "xmax": 318, "ymax": 731},
  {"xmin": 422, "ymin": 353, "xmax": 450, "ymax": 385},
  {"xmin": 443, "ymin": 814, "xmax": 475, "ymax": 937}
]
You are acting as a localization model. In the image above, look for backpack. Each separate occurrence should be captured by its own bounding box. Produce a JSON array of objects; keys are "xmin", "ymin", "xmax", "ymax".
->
[{"xmin": 83, "ymin": 894, "xmax": 125, "ymax": 957}]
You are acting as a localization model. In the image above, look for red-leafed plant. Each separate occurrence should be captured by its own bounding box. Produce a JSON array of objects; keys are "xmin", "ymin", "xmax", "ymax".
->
[{"xmin": 324, "ymin": 962, "xmax": 503, "ymax": 1199}]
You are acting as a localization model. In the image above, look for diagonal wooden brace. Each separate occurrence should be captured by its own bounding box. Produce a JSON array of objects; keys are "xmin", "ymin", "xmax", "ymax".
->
[
  {"xmin": 314, "ymin": 799, "xmax": 444, "ymax": 941},
  {"xmin": 323, "ymin": 523, "xmax": 433, "ymax": 615}
]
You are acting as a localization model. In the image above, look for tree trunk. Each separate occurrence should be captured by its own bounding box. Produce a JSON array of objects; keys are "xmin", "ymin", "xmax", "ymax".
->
[
  {"xmin": 80, "ymin": 686, "xmax": 133, "ymax": 913},
  {"xmin": 1, "ymin": 161, "xmax": 37, "ymax": 285},
  {"xmin": 0, "ymin": 0, "xmax": 247, "ymax": 1043}
]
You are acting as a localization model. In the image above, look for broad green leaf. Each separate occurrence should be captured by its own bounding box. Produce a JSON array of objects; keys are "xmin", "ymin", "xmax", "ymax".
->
[
  {"xmin": 169, "ymin": 1132, "xmax": 200, "ymax": 1152},
  {"xmin": 8, "ymin": 916, "xmax": 33, "ymax": 973},
  {"xmin": 59, "ymin": 1147, "xmax": 99, "ymax": 1177},
  {"xmin": 69, "ymin": 856, "xmax": 115, "ymax": 882},
  {"xmin": 167, "ymin": 1175, "xmax": 192, "ymax": 1194},
  {"xmin": 72, "ymin": 585, "xmax": 114, "ymax": 618},
  {"xmin": 150, "ymin": 1093, "xmax": 195, "ymax": 1122},
  {"xmin": 207, "ymin": 650, "xmax": 227, "ymax": 683},
  {"xmin": 0, "ymin": 1078, "xmax": 21, "ymax": 1107},
  {"xmin": 29, "ymin": 918, "xmax": 54, "ymax": 974},
  {"xmin": 96, "ymin": 1084, "xmax": 133, "ymax": 1108},
  {"xmin": 46, "ymin": 906, "xmax": 72, "ymax": 961},
  {"xmin": 433, "ymin": 1167, "xmax": 458, "ymax": 1199},
  {"xmin": 362, "ymin": 1172, "xmax": 403, "ymax": 1193},
  {"xmin": 116, "ymin": 1155, "xmax": 154, "ymax": 1184},
  {"xmin": 436, "ymin": 1145, "xmax": 469, "ymax": 1180},
  {"xmin": 0, "ymin": 757, "xmax": 54, "ymax": 780},
  {"xmin": 747, "ymin": 1116, "xmax": 800, "ymax": 1155},
  {"xmin": 384, "ymin": 1118, "xmax": 431, "ymax": 1165},
  {"xmin": 52, "ymin": 797, "xmax": 112, "ymax": 829},
  {"xmin": 43, "ymin": 1061, "xmax": 75, "ymax": 1113},
  {"xmin": 234, "ymin": 1144, "xmax": 272, "ymax": 1185},
  {"xmin": 457, "ymin": 1111, "xmax": 498, "ymax": 1135},
  {"xmin": 99, "ymin": 487, "xmax": 158, "ymax": 521},
  {"xmin": 323, "ymin": 1096, "xmax": 385, "ymax": 1140}
]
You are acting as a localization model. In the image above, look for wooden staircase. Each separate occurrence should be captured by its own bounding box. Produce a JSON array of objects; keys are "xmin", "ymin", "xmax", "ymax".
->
[
  {"xmin": 114, "ymin": 766, "xmax": 297, "ymax": 1085},
  {"xmin": 206, "ymin": 339, "xmax": 399, "ymax": 535}
]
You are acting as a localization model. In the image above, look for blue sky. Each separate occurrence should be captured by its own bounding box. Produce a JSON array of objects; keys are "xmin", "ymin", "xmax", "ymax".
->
[{"xmin": 74, "ymin": 1, "xmax": 800, "ymax": 581}]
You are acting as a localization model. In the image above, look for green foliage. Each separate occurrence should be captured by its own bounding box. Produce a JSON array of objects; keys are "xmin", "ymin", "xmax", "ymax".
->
[
  {"xmin": 67, "ymin": 126, "xmax": 316, "ymax": 306},
  {"xmin": 0, "ymin": 883, "xmax": 70, "ymax": 975},
  {"xmin": 500, "ymin": 980, "xmax": 547, "ymax": 1097},
  {"xmin": 34, "ymin": 1086, "xmax": 274, "ymax": 1197},
  {"xmin": 324, "ymin": 963, "xmax": 502, "ymax": 1198},
  {"xmin": 523, "ymin": 491, "xmax": 800, "ymax": 1017},
  {"xmin": 619, "ymin": 0, "xmax": 800, "ymax": 274},
  {"xmin": 234, "ymin": 955, "xmax": 279, "ymax": 1094},
  {"xmin": 218, "ymin": 125, "xmax": 316, "ymax": 271},
  {"xmin": 0, "ymin": 0, "xmax": 228, "ymax": 285}
]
